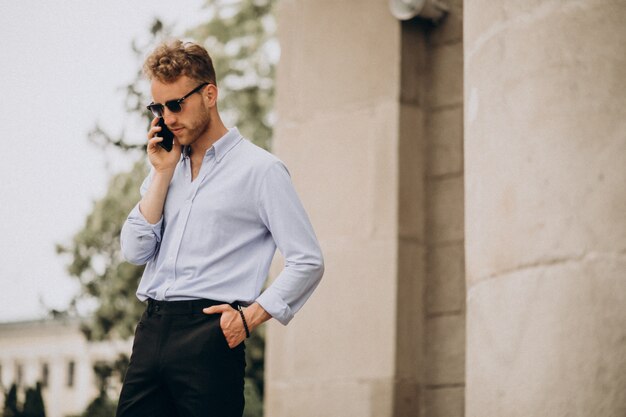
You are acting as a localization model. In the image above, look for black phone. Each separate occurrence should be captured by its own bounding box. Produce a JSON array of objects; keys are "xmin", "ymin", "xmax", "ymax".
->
[{"xmin": 157, "ymin": 118, "xmax": 174, "ymax": 152}]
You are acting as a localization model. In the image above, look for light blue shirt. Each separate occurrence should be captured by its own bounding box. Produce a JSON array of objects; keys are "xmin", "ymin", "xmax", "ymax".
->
[{"xmin": 120, "ymin": 128, "xmax": 324, "ymax": 325}]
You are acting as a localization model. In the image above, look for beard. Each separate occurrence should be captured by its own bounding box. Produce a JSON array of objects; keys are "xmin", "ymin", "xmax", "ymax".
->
[{"xmin": 176, "ymin": 109, "xmax": 211, "ymax": 147}]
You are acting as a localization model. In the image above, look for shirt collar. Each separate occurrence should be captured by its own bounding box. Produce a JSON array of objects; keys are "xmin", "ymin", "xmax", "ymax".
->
[
  {"xmin": 182, "ymin": 127, "xmax": 243, "ymax": 162},
  {"xmin": 209, "ymin": 127, "xmax": 243, "ymax": 163}
]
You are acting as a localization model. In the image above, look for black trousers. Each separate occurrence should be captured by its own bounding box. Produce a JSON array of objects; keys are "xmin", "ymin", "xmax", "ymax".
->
[{"xmin": 116, "ymin": 299, "xmax": 246, "ymax": 417}]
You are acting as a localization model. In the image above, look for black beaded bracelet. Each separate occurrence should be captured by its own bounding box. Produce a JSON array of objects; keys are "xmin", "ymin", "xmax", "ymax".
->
[{"xmin": 237, "ymin": 304, "xmax": 250, "ymax": 338}]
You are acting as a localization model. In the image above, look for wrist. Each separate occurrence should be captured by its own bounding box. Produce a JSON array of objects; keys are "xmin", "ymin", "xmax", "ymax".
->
[
  {"xmin": 150, "ymin": 169, "xmax": 176, "ymax": 191},
  {"xmin": 244, "ymin": 302, "xmax": 272, "ymax": 332},
  {"xmin": 237, "ymin": 305, "xmax": 250, "ymax": 338},
  {"xmin": 153, "ymin": 167, "xmax": 176, "ymax": 178}
]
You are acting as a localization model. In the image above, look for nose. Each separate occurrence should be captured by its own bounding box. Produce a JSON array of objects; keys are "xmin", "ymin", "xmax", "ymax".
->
[{"xmin": 163, "ymin": 109, "xmax": 178, "ymax": 126}]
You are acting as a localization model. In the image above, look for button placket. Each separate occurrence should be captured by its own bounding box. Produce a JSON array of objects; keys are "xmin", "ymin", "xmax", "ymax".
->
[{"xmin": 160, "ymin": 152, "xmax": 217, "ymax": 300}]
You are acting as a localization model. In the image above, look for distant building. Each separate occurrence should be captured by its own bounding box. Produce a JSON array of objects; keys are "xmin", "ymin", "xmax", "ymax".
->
[{"xmin": 0, "ymin": 318, "xmax": 131, "ymax": 417}]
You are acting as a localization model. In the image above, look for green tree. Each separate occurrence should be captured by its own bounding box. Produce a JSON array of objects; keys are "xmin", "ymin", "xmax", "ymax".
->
[
  {"xmin": 22, "ymin": 383, "xmax": 45, "ymax": 417},
  {"xmin": 77, "ymin": 360, "xmax": 124, "ymax": 417},
  {"xmin": 57, "ymin": 160, "xmax": 148, "ymax": 341},
  {"xmin": 187, "ymin": 0, "xmax": 277, "ymax": 150},
  {"xmin": 57, "ymin": 1, "xmax": 277, "ymax": 413},
  {"xmin": 2, "ymin": 384, "xmax": 20, "ymax": 417}
]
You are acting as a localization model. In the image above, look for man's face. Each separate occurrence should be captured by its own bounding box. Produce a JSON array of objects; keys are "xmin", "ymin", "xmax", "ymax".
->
[{"xmin": 150, "ymin": 75, "xmax": 211, "ymax": 147}]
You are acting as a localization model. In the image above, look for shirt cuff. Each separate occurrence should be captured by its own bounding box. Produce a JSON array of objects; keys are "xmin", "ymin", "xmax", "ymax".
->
[
  {"xmin": 129, "ymin": 203, "xmax": 164, "ymax": 239},
  {"xmin": 255, "ymin": 290, "xmax": 294, "ymax": 326}
]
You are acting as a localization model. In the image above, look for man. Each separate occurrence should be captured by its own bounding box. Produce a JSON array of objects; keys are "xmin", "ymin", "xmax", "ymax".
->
[{"xmin": 117, "ymin": 40, "xmax": 324, "ymax": 417}]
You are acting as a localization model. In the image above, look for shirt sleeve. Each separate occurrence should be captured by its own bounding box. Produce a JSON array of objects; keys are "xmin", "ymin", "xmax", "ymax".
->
[
  {"xmin": 120, "ymin": 170, "xmax": 164, "ymax": 265},
  {"xmin": 254, "ymin": 161, "xmax": 324, "ymax": 325}
]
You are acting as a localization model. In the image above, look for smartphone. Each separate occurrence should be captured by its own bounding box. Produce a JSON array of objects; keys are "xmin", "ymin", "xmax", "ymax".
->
[{"xmin": 157, "ymin": 118, "xmax": 174, "ymax": 152}]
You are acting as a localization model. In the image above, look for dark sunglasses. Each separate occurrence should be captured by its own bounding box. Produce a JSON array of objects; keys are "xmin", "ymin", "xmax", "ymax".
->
[{"xmin": 146, "ymin": 83, "xmax": 209, "ymax": 117}]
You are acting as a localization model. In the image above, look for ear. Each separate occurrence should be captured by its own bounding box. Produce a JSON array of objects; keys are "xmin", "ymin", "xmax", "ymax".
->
[{"xmin": 205, "ymin": 84, "xmax": 218, "ymax": 107}]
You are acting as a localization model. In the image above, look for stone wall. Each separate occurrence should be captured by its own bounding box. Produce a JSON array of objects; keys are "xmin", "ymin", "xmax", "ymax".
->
[
  {"xmin": 267, "ymin": 1, "xmax": 626, "ymax": 416},
  {"xmin": 464, "ymin": 1, "xmax": 626, "ymax": 416},
  {"xmin": 266, "ymin": 0, "xmax": 402, "ymax": 415},
  {"xmin": 398, "ymin": 1, "xmax": 465, "ymax": 415},
  {"xmin": 415, "ymin": 1, "xmax": 466, "ymax": 415},
  {"xmin": 267, "ymin": 0, "xmax": 467, "ymax": 416}
]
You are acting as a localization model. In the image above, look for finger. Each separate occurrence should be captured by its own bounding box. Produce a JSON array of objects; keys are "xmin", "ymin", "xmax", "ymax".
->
[
  {"xmin": 147, "ymin": 137, "xmax": 163, "ymax": 150},
  {"xmin": 203, "ymin": 304, "xmax": 231, "ymax": 315},
  {"xmin": 224, "ymin": 331, "xmax": 243, "ymax": 349},
  {"xmin": 147, "ymin": 132, "xmax": 159, "ymax": 143},
  {"xmin": 148, "ymin": 125, "xmax": 162, "ymax": 140},
  {"xmin": 147, "ymin": 119, "xmax": 163, "ymax": 139},
  {"xmin": 228, "ymin": 339, "xmax": 240, "ymax": 349}
]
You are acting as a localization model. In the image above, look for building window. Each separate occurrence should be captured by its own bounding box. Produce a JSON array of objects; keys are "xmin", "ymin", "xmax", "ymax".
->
[
  {"xmin": 41, "ymin": 362, "xmax": 49, "ymax": 388},
  {"xmin": 67, "ymin": 360, "xmax": 75, "ymax": 388}
]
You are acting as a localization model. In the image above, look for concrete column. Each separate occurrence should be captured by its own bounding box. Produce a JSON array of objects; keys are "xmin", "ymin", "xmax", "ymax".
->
[
  {"xmin": 266, "ymin": 0, "xmax": 403, "ymax": 415},
  {"xmin": 465, "ymin": 1, "xmax": 626, "ymax": 416}
]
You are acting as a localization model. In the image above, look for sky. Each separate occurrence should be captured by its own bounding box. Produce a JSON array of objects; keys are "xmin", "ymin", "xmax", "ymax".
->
[{"xmin": 0, "ymin": 0, "xmax": 209, "ymax": 322}]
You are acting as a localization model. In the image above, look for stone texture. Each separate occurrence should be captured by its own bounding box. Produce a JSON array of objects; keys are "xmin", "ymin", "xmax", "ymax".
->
[
  {"xmin": 266, "ymin": 239, "xmax": 398, "ymax": 381},
  {"xmin": 266, "ymin": 378, "xmax": 394, "ymax": 417},
  {"xmin": 273, "ymin": 100, "xmax": 400, "ymax": 241},
  {"xmin": 427, "ymin": 176, "xmax": 465, "ymax": 244},
  {"xmin": 465, "ymin": 2, "xmax": 626, "ymax": 416},
  {"xmin": 466, "ymin": 257, "xmax": 626, "ymax": 417},
  {"xmin": 276, "ymin": 0, "xmax": 401, "ymax": 124},
  {"xmin": 424, "ymin": 315, "xmax": 466, "ymax": 385},
  {"xmin": 392, "ymin": 379, "xmax": 422, "ymax": 417},
  {"xmin": 270, "ymin": 0, "xmax": 406, "ymax": 413},
  {"xmin": 400, "ymin": 18, "xmax": 429, "ymax": 106},
  {"xmin": 421, "ymin": 7, "xmax": 467, "ymax": 414},
  {"xmin": 424, "ymin": 387, "xmax": 465, "ymax": 417},
  {"xmin": 426, "ymin": 242, "xmax": 465, "ymax": 314},
  {"xmin": 268, "ymin": 0, "xmax": 467, "ymax": 415},
  {"xmin": 399, "ymin": 104, "xmax": 426, "ymax": 240},
  {"xmin": 427, "ymin": 106, "xmax": 463, "ymax": 177},
  {"xmin": 427, "ymin": 42, "xmax": 464, "ymax": 109},
  {"xmin": 428, "ymin": 0, "xmax": 464, "ymax": 46},
  {"xmin": 465, "ymin": 0, "xmax": 626, "ymax": 285},
  {"xmin": 396, "ymin": 241, "xmax": 427, "ymax": 381}
]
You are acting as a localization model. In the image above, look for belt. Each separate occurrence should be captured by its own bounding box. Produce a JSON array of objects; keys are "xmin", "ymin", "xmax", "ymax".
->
[{"xmin": 146, "ymin": 298, "xmax": 238, "ymax": 315}]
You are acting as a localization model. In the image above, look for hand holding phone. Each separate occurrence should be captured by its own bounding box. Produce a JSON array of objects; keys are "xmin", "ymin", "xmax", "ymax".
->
[{"xmin": 157, "ymin": 118, "xmax": 174, "ymax": 152}]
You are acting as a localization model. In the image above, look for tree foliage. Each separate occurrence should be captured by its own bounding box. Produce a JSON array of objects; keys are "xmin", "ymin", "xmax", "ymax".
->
[
  {"xmin": 188, "ymin": 0, "xmax": 277, "ymax": 150},
  {"xmin": 88, "ymin": 0, "xmax": 277, "ymax": 152},
  {"xmin": 2, "ymin": 383, "xmax": 46, "ymax": 417},
  {"xmin": 75, "ymin": 358, "xmax": 128, "ymax": 417},
  {"xmin": 21, "ymin": 383, "xmax": 46, "ymax": 417},
  {"xmin": 56, "ymin": 0, "xmax": 277, "ymax": 411},
  {"xmin": 2, "ymin": 384, "xmax": 20, "ymax": 417},
  {"xmin": 57, "ymin": 161, "xmax": 148, "ymax": 340}
]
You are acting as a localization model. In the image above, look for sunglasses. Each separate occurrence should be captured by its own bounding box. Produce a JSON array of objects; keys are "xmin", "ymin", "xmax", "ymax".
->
[{"xmin": 146, "ymin": 83, "xmax": 209, "ymax": 117}]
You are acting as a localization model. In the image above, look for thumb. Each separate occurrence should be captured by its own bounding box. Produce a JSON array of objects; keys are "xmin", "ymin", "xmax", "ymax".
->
[{"xmin": 203, "ymin": 304, "xmax": 230, "ymax": 315}]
